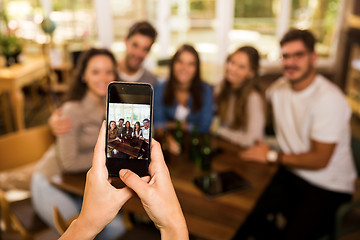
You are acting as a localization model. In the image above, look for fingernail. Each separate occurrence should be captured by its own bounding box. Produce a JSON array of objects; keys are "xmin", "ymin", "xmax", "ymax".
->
[{"xmin": 120, "ymin": 169, "xmax": 128, "ymax": 178}]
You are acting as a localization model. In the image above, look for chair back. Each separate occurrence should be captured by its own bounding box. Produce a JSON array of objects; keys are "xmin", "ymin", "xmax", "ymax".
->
[
  {"xmin": 0, "ymin": 126, "xmax": 54, "ymax": 239},
  {"xmin": 0, "ymin": 125, "xmax": 54, "ymax": 171},
  {"xmin": 52, "ymin": 205, "xmax": 77, "ymax": 235}
]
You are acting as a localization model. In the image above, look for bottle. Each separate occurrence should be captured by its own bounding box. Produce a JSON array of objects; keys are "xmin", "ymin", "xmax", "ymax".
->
[
  {"xmin": 190, "ymin": 126, "xmax": 202, "ymax": 167},
  {"xmin": 201, "ymin": 133, "xmax": 212, "ymax": 172},
  {"xmin": 174, "ymin": 120, "xmax": 184, "ymax": 153}
]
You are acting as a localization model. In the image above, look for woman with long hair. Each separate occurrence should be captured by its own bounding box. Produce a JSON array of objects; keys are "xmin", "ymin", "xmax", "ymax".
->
[
  {"xmin": 216, "ymin": 46, "xmax": 265, "ymax": 147},
  {"xmin": 122, "ymin": 121, "xmax": 133, "ymax": 139},
  {"xmin": 154, "ymin": 44, "xmax": 213, "ymax": 154},
  {"xmin": 132, "ymin": 121, "xmax": 142, "ymax": 138},
  {"xmin": 108, "ymin": 120, "xmax": 120, "ymax": 142},
  {"xmin": 31, "ymin": 48, "xmax": 126, "ymax": 239}
]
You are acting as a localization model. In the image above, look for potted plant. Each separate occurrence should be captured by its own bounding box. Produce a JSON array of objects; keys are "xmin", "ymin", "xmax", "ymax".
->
[
  {"xmin": 0, "ymin": 33, "xmax": 22, "ymax": 66},
  {"xmin": 0, "ymin": 4, "xmax": 22, "ymax": 66}
]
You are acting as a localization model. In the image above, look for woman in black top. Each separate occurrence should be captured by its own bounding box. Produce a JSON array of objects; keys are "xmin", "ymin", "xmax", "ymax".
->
[{"xmin": 122, "ymin": 121, "xmax": 133, "ymax": 139}]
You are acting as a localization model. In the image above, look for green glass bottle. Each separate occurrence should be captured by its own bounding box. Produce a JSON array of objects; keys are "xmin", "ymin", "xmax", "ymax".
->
[
  {"xmin": 201, "ymin": 133, "xmax": 212, "ymax": 172},
  {"xmin": 190, "ymin": 126, "xmax": 202, "ymax": 167},
  {"xmin": 174, "ymin": 120, "xmax": 183, "ymax": 153}
]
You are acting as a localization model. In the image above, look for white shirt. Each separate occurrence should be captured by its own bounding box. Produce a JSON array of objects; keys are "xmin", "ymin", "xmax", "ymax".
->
[
  {"xmin": 267, "ymin": 74, "xmax": 356, "ymax": 193},
  {"xmin": 141, "ymin": 127, "xmax": 150, "ymax": 141},
  {"xmin": 174, "ymin": 104, "xmax": 190, "ymax": 122},
  {"xmin": 119, "ymin": 68, "xmax": 145, "ymax": 82}
]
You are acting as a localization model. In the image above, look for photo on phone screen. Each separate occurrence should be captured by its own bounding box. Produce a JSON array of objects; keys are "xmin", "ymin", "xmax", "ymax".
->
[{"xmin": 106, "ymin": 82, "xmax": 153, "ymax": 177}]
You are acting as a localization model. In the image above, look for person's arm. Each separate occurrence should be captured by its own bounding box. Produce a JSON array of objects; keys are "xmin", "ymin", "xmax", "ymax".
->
[
  {"xmin": 60, "ymin": 122, "xmax": 188, "ymax": 240},
  {"xmin": 56, "ymin": 103, "xmax": 93, "ymax": 172},
  {"xmin": 59, "ymin": 122, "xmax": 134, "ymax": 240},
  {"xmin": 240, "ymin": 139, "xmax": 336, "ymax": 170},
  {"xmin": 218, "ymin": 92, "xmax": 265, "ymax": 147},
  {"xmin": 120, "ymin": 140, "xmax": 188, "ymax": 240},
  {"xmin": 154, "ymin": 83, "xmax": 168, "ymax": 133},
  {"xmin": 48, "ymin": 108, "xmax": 73, "ymax": 136},
  {"xmin": 197, "ymin": 83, "xmax": 214, "ymax": 133}
]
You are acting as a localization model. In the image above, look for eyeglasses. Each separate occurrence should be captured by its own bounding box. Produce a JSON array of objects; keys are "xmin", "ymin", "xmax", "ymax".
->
[{"xmin": 281, "ymin": 51, "xmax": 309, "ymax": 60}]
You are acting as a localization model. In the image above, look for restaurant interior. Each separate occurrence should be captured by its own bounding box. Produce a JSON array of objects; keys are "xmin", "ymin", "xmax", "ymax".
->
[{"xmin": 1, "ymin": 0, "xmax": 360, "ymax": 239}]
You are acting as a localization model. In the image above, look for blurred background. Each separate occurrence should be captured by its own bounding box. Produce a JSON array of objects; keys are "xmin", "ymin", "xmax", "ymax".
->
[{"xmin": 2, "ymin": 0, "xmax": 359, "ymax": 133}]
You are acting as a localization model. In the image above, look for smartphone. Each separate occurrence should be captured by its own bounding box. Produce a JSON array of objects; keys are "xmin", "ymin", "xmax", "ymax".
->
[
  {"xmin": 105, "ymin": 82, "xmax": 153, "ymax": 177},
  {"xmin": 193, "ymin": 171, "xmax": 251, "ymax": 198}
]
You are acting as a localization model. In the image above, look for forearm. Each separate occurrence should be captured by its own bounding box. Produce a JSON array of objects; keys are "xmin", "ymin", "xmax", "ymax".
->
[
  {"xmin": 160, "ymin": 213, "xmax": 189, "ymax": 240},
  {"xmin": 279, "ymin": 140, "xmax": 336, "ymax": 170},
  {"xmin": 218, "ymin": 126, "xmax": 258, "ymax": 147},
  {"xmin": 281, "ymin": 151, "xmax": 330, "ymax": 170},
  {"xmin": 59, "ymin": 219, "xmax": 97, "ymax": 240},
  {"xmin": 56, "ymin": 143, "xmax": 93, "ymax": 172}
]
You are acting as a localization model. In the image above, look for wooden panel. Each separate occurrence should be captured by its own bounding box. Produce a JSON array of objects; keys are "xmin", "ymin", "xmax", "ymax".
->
[{"xmin": 0, "ymin": 125, "xmax": 54, "ymax": 171}]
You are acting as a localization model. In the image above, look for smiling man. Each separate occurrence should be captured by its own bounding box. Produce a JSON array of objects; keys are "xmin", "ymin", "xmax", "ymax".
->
[
  {"xmin": 118, "ymin": 21, "xmax": 159, "ymax": 87},
  {"xmin": 48, "ymin": 22, "xmax": 159, "ymax": 136},
  {"xmin": 232, "ymin": 29, "xmax": 357, "ymax": 240}
]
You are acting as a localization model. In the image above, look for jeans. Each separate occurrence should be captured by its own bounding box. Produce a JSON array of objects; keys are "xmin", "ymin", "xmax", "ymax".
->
[{"xmin": 31, "ymin": 172, "xmax": 126, "ymax": 240}]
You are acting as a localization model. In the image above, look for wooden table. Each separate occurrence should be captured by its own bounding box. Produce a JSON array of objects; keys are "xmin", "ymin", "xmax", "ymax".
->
[
  {"xmin": 108, "ymin": 138, "xmax": 144, "ymax": 158},
  {"xmin": 0, "ymin": 57, "xmax": 47, "ymax": 130},
  {"xmin": 51, "ymin": 138, "xmax": 278, "ymax": 240}
]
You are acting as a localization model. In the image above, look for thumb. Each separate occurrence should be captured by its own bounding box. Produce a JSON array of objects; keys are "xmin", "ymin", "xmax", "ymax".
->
[{"xmin": 120, "ymin": 169, "xmax": 148, "ymax": 198}]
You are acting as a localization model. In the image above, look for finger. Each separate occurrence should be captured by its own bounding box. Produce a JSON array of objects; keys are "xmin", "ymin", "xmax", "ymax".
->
[
  {"xmin": 115, "ymin": 186, "xmax": 135, "ymax": 206},
  {"xmin": 120, "ymin": 169, "xmax": 148, "ymax": 199},
  {"xmin": 150, "ymin": 139, "xmax": 167, "ymax": 170},
  {"xmin": 141, "ymin": 176, "xmax": 151, "ymax": 183},
  {"xmin": 92, "ymin": 121, "xmax": 107, "ymax": 169}
]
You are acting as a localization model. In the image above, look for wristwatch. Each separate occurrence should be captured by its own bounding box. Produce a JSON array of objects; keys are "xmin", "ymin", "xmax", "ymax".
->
[{"xmin": 266, "ymin": 150, "xmax": 278, "ymax": 164}]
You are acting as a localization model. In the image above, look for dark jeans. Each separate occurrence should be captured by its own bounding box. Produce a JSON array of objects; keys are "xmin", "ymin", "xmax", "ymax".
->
[{"xmin": 232, "ymin": 167, "xmax": 352, "ymax": 240}]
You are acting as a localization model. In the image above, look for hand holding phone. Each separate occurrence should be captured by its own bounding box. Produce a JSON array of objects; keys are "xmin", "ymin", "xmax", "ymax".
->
[{"xmin": 106, "ymin": 82, "xmax": 153, "ymax": 177}]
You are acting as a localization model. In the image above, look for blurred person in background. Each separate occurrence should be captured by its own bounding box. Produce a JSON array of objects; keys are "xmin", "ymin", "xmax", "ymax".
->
[
  {"xmin": 118, "ymin": 21, "xmax": 158, "ymax": 86},
  {"xmin": 31, "ymin": 48, "xmax": 127, "ymax": 240},
  {"xmin": 232, "ymin": 29, "xmax": 356, "ymax": 240},
  {"xmin": 216, "ymin": 46, "xmax": 265, "ymax": 147},
  {"xmin": 154, "ymin": 44, "xmax": 214, "ymax": 155},
  {"xmin": 49, "ymin": 21, "xmax": 158, "ymax": 136}
]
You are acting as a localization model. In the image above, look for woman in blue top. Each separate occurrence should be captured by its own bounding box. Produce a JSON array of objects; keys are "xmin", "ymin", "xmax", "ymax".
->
[{"xmin": 154, "ymin": 44, "xmax": 213, "ymax": 154}]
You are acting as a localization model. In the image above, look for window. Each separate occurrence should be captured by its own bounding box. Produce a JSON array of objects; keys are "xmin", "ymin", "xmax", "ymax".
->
[{"xmin": 231, "ymin": 0, "xmax": 342, "ymax": 61}]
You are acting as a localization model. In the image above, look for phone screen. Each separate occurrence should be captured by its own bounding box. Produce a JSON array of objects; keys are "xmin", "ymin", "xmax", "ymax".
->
[{"xmin": 106, "ymin": 82, "xmax": 153, "ymax": 177}]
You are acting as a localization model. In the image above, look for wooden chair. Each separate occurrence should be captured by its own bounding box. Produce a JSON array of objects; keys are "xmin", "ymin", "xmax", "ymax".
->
[
  {"xmin": 52, "ymin": 205, "xmax": 77, "ymax": 235},
  {"xmin": 330, "ymin": 137, "xmax": 360, "ymax": 239},
  {"xmin": 0, "ymin": 90, "xmax": 14, "ymax": 133},
  {"xmin": 0, "ymin": 125, "xmax": 55, "ymax": 239}
]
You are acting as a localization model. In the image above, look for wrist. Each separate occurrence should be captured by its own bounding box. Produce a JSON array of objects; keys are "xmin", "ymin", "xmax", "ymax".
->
[
  {"xmin": 160, "ymin": 218, "xmax": 188, "ymax": 240},
  {"xmin": 72, "ymin": 216, "xmax": 100, "ymax": 240},
  {"xmin": 266, "ymin": 150, "xmax": 282, "ymax": 165},
  {"xmin": 60, "ymin": 218, "xmax": 96, "ymax": 240}
]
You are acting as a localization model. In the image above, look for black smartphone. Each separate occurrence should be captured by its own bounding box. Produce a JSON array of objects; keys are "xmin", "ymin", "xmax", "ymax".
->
[
  {"xmin": 105, "ymin": 82, "xmax": 153, "ymax": 177},
  {"xmin": 193, "ymin": 171, "xmax": 251, "ymax": 198}
]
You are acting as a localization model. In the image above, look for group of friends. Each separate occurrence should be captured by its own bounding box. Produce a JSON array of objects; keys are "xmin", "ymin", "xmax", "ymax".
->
[
  {"xmin": 108, "ymin": 118, "xmax": 150, "ymax": 142},
  {"xmin": 30, "ymin": 20, "xmax": 357, "ymax": 240}
]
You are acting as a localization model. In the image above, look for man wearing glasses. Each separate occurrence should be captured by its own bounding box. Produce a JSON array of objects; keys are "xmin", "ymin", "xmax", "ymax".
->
[{"xmin": 232, "ymin": 29, "xmax": 356, "ymax": 239}]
